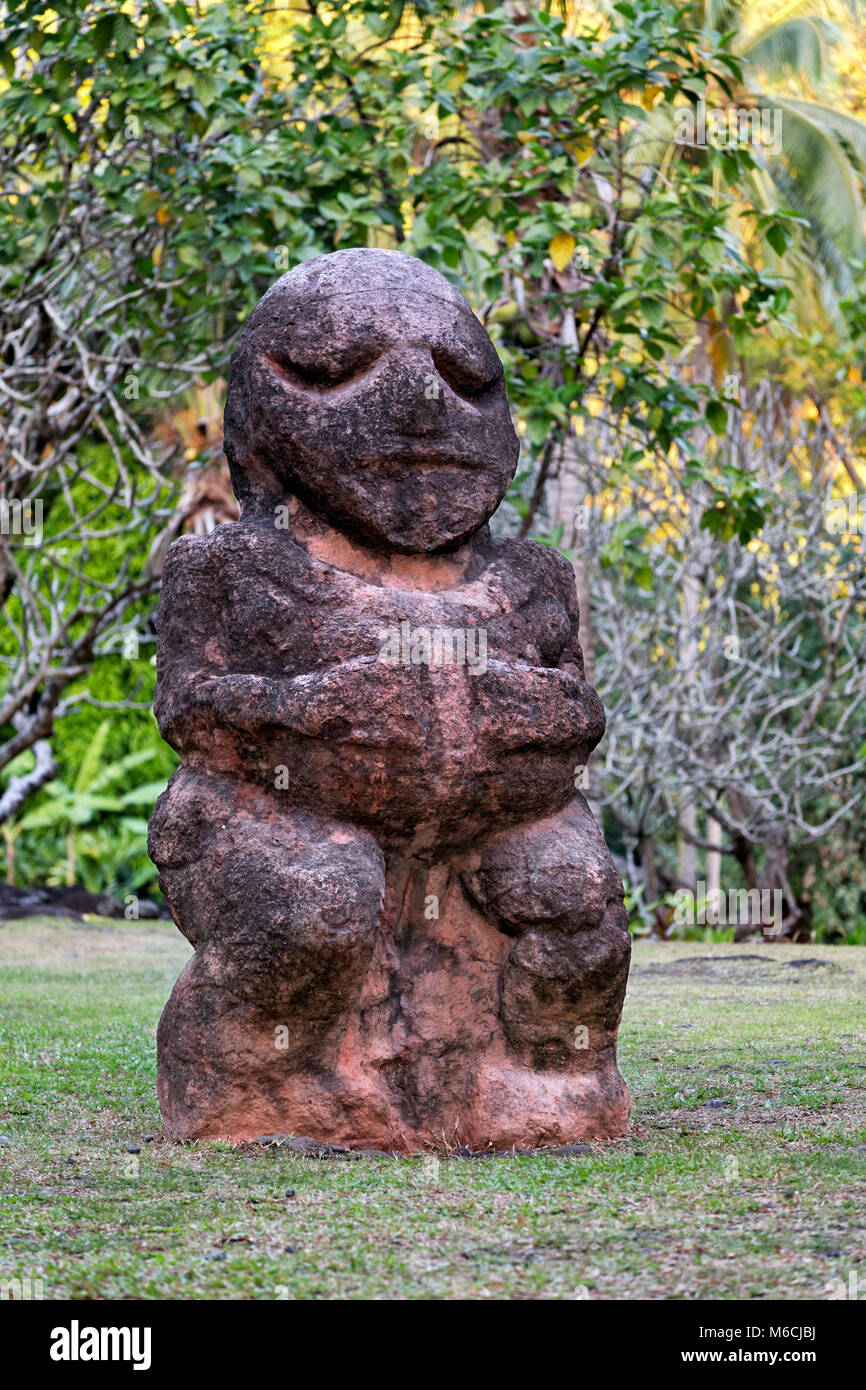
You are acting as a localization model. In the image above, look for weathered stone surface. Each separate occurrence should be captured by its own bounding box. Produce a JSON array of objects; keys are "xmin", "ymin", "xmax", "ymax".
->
[{"xmin": 149, "ymin": 247, "xmax": 631, "ymax": 1150}]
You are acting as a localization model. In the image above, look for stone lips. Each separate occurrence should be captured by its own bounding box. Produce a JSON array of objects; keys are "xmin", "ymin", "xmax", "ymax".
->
[{"xmin": 149, "ymin": 248, "xmax": 631, "ymax": 1149}]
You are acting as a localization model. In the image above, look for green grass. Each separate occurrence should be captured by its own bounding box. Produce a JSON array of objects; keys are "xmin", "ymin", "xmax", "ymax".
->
[{"xmin": 1, "ymin": 918, "xmax": 864, "ymax": 1299}]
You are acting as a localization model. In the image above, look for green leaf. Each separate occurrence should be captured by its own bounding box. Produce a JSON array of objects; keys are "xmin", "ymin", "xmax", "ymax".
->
[
  {"xmin": 705, "ymin": 399, "xmax": 728, "ymax": 435},
  {"xmin": 92, "ymin": 14, "xmax": 115, "ymax": 53},
  {"xmin": 73, "ymin": 721, "xmax": 111, "ymax": 797},
  {"xmin": 765, "ymin": 222, "xmax": 787, "ymax": 257},
  {"xmin": 120, "ymin": 782, "xmax": 170, "ymax": 807}
]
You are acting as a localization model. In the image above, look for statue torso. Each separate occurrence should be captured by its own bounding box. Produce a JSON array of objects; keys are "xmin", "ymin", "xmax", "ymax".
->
[{"xmin": 156, "ymin": 519, "xmax": 603, "ymax": 845}]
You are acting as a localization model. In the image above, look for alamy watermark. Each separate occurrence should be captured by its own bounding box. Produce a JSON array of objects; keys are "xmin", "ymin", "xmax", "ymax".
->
[
  {"xmin": 0, "ymin": 1276, "xmax": 44, "ymax": 1300},
  {"xmin": 825, "ymin": 495, "xmax": 866, "ymax": 536},
  {"xmin": 379, "ymin": 620, "xmax": 487, "ymax": 675},
  {"xmin": 0, "ymin": 497, "xmax": 43, "ymax": 545},
  {"xmin": 672, "ymin": 880, "xmax": 783, "ymax": 935},
  {"xmin": 49, "ymin": 1321, "xmax": 151, "ymax": 1370},
  {"xmin": 825, "ymin": 1269, "xmax": 861, "ymax": 1300},
  {"xmin": 674, "ymin": 100, "xmax": 782, "ymax": 154}
]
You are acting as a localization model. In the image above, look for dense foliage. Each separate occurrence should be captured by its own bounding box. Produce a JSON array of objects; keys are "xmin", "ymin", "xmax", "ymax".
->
[{"xmin": 1, "ymin": 0, "xmax": 864, "ymax": 938}]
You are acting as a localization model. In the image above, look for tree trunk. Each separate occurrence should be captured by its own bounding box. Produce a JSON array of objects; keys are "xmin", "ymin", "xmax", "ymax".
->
[
  {"xmin": 547, "ymin": 427, "xmax": 603, "ymax": 825},
  {"xmin": 677, "ymin": 571, "xmax": 700, "ymax": 893},
  {"xmin": 706, "ymin": 815, "xmax": 722, "ymax": 898},
  {"xmin": 639, "ymin": 830, "xmax": 660, "ymax": 913}
]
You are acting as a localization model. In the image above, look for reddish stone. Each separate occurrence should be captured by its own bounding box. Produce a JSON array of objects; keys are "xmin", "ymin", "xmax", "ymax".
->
[{"xmin": 149, "ymin": 248, "xmax": 630, "ymax": 1149}]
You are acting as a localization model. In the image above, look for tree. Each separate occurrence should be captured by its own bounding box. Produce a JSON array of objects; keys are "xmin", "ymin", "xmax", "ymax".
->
[
  {"xmin": 695, "ymin": 0, "xmax": 866, "ymax": 314},
  {"xmin": 577, "ymin": 378, "xmax": 866, "ymax": 933}
]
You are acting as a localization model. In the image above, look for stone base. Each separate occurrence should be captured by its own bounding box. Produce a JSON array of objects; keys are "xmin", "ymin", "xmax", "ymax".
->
[{"xmin": 156, "ymin": 857, "xmax": 631, "ymax": 1151}]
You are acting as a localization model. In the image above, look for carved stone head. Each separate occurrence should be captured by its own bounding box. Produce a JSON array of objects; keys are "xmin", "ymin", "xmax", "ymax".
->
[{"xmin": 223, "ymin": 248, "xmax": 520, "ymax": 552}]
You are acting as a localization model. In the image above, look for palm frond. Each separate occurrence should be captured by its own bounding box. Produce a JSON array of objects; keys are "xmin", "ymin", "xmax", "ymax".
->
[
  {"xmin": 740, "ymin": 16, "xmax": 840, "ymax": 81},
  {"xmin": 774, "ymin": 97, "xmax": 866, "ymax": 166},
  {"xmin": 766, "ymin": 98, "xmax": 865, "ymax": 260}
]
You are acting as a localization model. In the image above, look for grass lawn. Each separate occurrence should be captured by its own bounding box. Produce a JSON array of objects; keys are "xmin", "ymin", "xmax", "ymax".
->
[{"xmin": 0, "ymin": 916, "xmax": 864, "ymax": 1300}]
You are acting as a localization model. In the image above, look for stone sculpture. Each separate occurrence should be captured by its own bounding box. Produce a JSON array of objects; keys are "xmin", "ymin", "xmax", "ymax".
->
[{"xmin": 148, "ymin": 248, "xmax": 631, "ymax": 1150}]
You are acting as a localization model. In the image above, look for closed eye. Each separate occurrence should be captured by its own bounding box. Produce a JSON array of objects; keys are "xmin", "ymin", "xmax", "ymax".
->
[
  {"xmin": 432, "ymin": 351, "xmax": 497, "ymax": 401},
  {"xmin": 265, "ymin": 350, "xmax": 380, "ymax": 391}
]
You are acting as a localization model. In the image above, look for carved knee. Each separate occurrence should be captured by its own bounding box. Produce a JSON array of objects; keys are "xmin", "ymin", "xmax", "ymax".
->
[
  {"xmin": 499, "ymin": 910, "xmax": 631, "ymax": 1069},
  {"xmin": 151, "ymin": 771, "xmax": 385, "ymax": 1030},
  {"xmin": 460, "ymin": 794, "xmax": 625, "ymax": 936}
]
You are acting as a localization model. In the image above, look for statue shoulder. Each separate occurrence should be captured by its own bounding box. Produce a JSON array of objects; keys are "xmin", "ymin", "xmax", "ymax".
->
[
  {"xmin": 161, "ymin": 520, "xmax": 313, "ymax": 586},
  {"xmin": 481, "ymin": 532, "xmax": 577, "ymax": 606}
]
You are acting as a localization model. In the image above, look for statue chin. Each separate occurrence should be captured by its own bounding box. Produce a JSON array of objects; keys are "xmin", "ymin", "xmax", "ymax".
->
[{"xmin": 289, "ymin": 457, "xmax": 514, "ymax": 555}]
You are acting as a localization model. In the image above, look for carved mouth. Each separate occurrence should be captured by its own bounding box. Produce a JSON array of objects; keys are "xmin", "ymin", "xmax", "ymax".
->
[{"xmin": 354, "ymin": 450, "xmax": 488, "ymax": 471}]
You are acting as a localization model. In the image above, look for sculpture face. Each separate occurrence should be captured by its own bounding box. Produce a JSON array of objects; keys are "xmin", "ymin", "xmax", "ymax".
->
[{"xmin": 224, "ymin": 249, "xmax": 520, "ymax": 552}]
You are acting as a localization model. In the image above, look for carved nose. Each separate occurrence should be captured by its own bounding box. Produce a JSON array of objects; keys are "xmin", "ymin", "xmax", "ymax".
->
[{"xmin": 384, "ymin": 347, "xmax": 448, "ymax": 438}]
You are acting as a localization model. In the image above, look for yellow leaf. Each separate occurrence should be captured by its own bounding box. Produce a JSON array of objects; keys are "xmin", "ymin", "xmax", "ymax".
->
[
  {"xmin": 549, "ymin": 232, "xmax": 575, "ymax": 272},
  {"xmin": 611, "ymin": 367, "xmax": 626, "ymax": 389},
  {"xmin": 641, "ymin": 85, "xmax": 664, "ymax": 110},
  {"xmin": 517, "ymin": 130, "xmax": 536, "ymax": 144},
  {"xmin": 566, "ymin": 136, "xmax": 594, "ymax": 165},
  {"xmin": 156, "ymin": 206, "xmax": 171, "ymax": 225}
]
